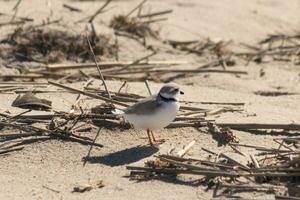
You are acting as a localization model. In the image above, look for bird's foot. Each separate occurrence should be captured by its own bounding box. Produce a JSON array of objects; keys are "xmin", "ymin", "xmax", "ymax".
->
[{"xmin": 150, "ymin": 138, "xmax": 165, "ymax": 147}]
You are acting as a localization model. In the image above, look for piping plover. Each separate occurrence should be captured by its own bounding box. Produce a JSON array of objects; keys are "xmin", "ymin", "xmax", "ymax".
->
[{"xmin": 116, "ymin": 83, "xmax": 184, "ymax": 146}]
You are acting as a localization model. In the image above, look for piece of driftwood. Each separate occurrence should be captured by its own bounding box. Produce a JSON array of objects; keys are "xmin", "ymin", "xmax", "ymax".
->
[
  {"xmin": 127, "ymin": 166, "xmax": 240, "ymax": 177},
  {"xmin": 108, "ymin": 69, "xmax": 248, "ymax": 75},
  {"xmin": 0, "ymin": 146, "xmax": 24, "ymax": 155},
  {"xmin": 217, "ymin": 123, "xmax": 300, "ymax": 130},
  {"xmin": 46, "ymin": 60, "xmax": 187, "ymax": 71},
  {"xmin": 0, "ymin": 82, "xmax": 48, "ymax": 85},
  {"xmin": 219, "ymin": 183, "xmax": 280, "ymax": 192},
  {"xmin": 176, "ymin": 140, "xmax": 195, "ymax": 157}
]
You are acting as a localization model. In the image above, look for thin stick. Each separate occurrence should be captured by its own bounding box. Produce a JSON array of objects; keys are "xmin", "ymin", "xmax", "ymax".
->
[
  {"xmin": 0, "ymin": 82, "xmax": 48, "ymax": 85},
  {"xmin": 1, "ymin": 113, "xmax": 120, "ymax": 120},
  {"xmin": 180, "ymin": 106, "xmax": 209, "ymax": 112},
  {"xmin": 8, "ymin": 109, "xmax": 32, "ymax": 120},
  {"xmin": 83, "ymin": 128, "xmax": 102, "ymax": 166},
  {"xmin": 117, "ymin": 81, "xmax": 127, "ymax": 93},
  {"xmin": 201, "ymin": 147, "xmax": 218, "ymax": 155},
  {"xmin": 48, "ymin": 81, "xmax": 128, "ymax": 107},
  {"xmin": 70, "ymin": 79, "xmax": 94, "ymax": 113},
  {"xmin": 138, "ymin": 9, "xmax": 173, "ymax": 18},
  {"xmin": 89, "ymin": 0, "xmax": 112, "ymax": 22},
  {"xmin": 127, "ymin": 166, "xmax": 300, "ymax": 178},
  {"xmin": 114, "ymin": 51, "xmax": 156, "ymax": 73},
  {"xmin": 86, "ymin": 35, "xmax": 112, "ymax": 99},
  {"xmin": 126, "ymin": 0, "xmax": 147, "ymax": 17},
  {"xmin": 0, "ymin": 136, "xmax": 48, "ymax": 149},
  {"xmin": 114, "ymin": 32, "xmax": 119, "ymax": 61},
  {"xmin": 220, "ymin": 152, "xmax": 250, "ymax": 170},
  {"xmin": 46, "ymin": 60, "xmax": 187, "ymax": 70},
  {"xmin": 0, "ymin": 12, "xmax": 33, "ymax": 22},
  {"xmin": 274, "ymin": 138, "xmax": 295, "ymax": 152},
  {"xmin": 141, "ymin": 17, "xmax": 168, "ymax": 24},
  {"xmin": 196, "ymin": 101, "xmax": 244, "ymax": 106},
  {"xmin": 0, "ymin": 121, "xmax": 104, "ymax": 148},
  {"xmin": 218, "ymin": 123, "xmax": 300, "ymax": 130},
  {"xmin": 0, "ymin": 21, "xmax": 25, "ymax": 27},
  {"xmin": 220, "ymin": 183, "xmax": 280, "ymax": 191},
  {"xmin": 144, "ymin": 80, "xmax": 152, "ymax": 95},
  {"xmin": 5, "ymin": 113, "xmax": 202, "ymax": 123},
  {"xmin": 230, "ymin": 143, "xmax": 287, "ymax": 152},
  {"xmin": 63, "ymin": 4, "xmax": 82, "ymax": 12},
  {"xmin": 166, "ymin": 122, "xmax": 204, "ymax": 128},
  {"xmin": 0, "ymin": 86, "xmax": 24, "ymax": 92},
  {"xmin": 11, "ymin": 0, "xmax": 22, "ymax": 21},
  {"xmin": 42, "ymin": 185, "xmax": 60, "ymax": 193},
  {"xmin": 77, "ymin": 0, "xmax": 112, "ymax": 23},
  {"xmin": 157, "ymin": 156, "xmax": 212, "ymax": 171},
  {"xmin": 0, "ymin": 132, "xmax": 42, "ymax": 140},
  {"xmin": 201, "ymin": 148, "xmax": 250, "ymax": 170},
  {"xmin": 0, "ymin": 74, "xmax": 45, "ymax": 79},
  {"xmin": 107, "ymin": 69, "xmax": 248, "ymax": 75},
  {"xmin": 0, "ymin": 146, "xmax": 24, "ymax": 155},
  {"xmin": 229, "ymin": 144, "xmax": 246, "ymax": 157},
  {"xmin": 159, "ymin": 154, "xmax": 235, "ymax": 170}
]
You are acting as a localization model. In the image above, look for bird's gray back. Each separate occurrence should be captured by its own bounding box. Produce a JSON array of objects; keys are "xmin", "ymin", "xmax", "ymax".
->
[{"xmin": 124, "ymin": 95, "xmax": 162, "ymax": 115}]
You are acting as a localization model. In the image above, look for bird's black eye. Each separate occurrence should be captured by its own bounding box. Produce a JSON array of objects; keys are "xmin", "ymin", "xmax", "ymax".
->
[{"xmin": 174, "ymin": 88, "xmax": 179, "ymax": 92}]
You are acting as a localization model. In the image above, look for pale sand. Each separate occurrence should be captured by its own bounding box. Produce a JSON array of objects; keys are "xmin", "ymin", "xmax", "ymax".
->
[{"xmin": 0, "ymin": 0, "xmax": 300, "ymax": 199}]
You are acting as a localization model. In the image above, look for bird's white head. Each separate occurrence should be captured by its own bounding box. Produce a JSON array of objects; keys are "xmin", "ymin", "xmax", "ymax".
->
[{"xmin": 158, "ymin": 83, "xmax": 184, "ymax": 101}]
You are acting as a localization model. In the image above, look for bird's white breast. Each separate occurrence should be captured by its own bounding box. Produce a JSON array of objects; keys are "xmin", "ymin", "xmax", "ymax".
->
[{"xmin": 124, "ymin": 101, "xmax": 180, "ymax": 130}]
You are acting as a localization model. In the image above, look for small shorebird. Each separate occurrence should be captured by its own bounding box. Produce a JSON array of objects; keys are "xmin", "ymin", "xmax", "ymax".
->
[{"xmin": 115, "ymin": 83, "xmax": 184, "ymax": 146}]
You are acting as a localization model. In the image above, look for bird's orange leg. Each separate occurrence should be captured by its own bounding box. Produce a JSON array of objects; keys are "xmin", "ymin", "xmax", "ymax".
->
[
  {"xmin": 150, "ymin": 130, "xmax": 165, "ymax": 145},
  {"xmin": 147, "ymin": 129, "xmax": 154, "ymax": 146}
]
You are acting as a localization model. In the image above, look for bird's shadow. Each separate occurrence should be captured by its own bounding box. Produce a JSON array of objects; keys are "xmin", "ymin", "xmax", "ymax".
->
[{"xmin": 84, "ymin": 145, "xmax": 159, "ymax": 166}]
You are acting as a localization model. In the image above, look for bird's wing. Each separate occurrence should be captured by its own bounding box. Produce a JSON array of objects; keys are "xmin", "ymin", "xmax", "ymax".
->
[{"xmin": 124, "ymin": 95, "xmax": 160, "ymax": 115}]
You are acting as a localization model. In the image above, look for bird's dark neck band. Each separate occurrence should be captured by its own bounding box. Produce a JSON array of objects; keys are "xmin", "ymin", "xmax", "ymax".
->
[{"xmin": 159, "ymin": 94, "xmax": 177, "ymax": 102}]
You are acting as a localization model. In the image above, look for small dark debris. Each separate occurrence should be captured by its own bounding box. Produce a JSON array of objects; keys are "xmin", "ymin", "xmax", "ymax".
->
[
  {"xmin": 254, "ymin": 91, "xmax": 298, "ymax": 97},
  {"xmin": 207, "ymin": 122, "xmax": 238, "ymax": 146},
  {"xmin": 110, "ymin": 15, "xmax": 158, "ymax": 38},
  {"xmin": 72, "ymin": 180, "xmax": 104, "ymax": 193}
]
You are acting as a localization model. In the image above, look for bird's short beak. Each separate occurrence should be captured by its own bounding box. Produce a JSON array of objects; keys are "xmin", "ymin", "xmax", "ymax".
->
[{"xmin": 180, "ymin": 91, "xmax": 184, "ymax": 95}]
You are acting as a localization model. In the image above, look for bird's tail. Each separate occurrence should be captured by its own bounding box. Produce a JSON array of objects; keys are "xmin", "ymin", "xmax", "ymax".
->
[{"xmin": 112, "ymin": 108, "xmax": 125, "ymax": 115}]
